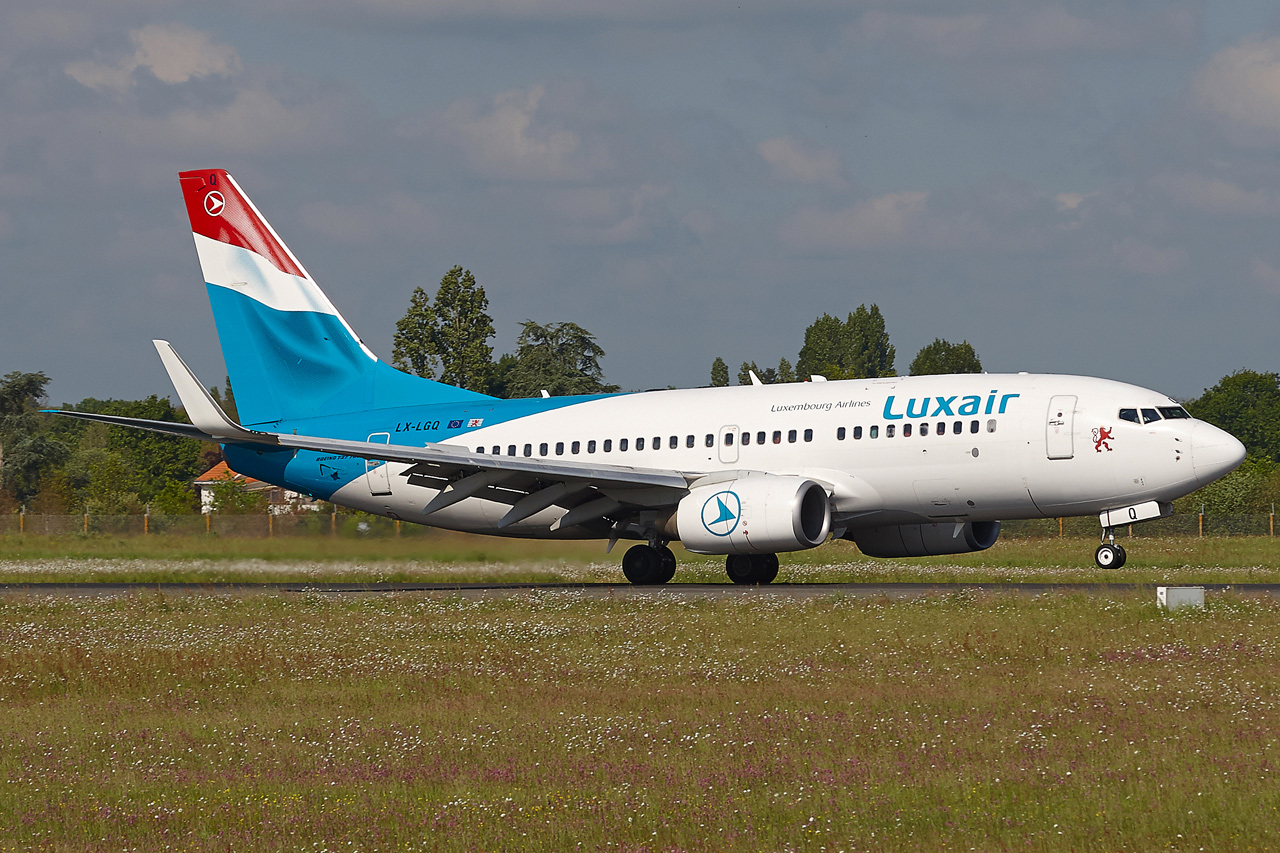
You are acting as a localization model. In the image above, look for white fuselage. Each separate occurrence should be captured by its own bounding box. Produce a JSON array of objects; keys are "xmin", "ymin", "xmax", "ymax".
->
[{"xmin": 327, "ymin": 373, "xmax": 1243, "ymax": 538}]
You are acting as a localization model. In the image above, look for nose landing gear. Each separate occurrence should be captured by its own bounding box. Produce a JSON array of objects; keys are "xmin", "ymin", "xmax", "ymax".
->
[{"xmin": 1094, "ymin": 528, "xmax": 1127, "ymax": 569}]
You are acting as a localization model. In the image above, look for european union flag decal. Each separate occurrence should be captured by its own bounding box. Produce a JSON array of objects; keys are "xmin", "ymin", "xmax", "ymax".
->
[{"xmin": 447, "ymin": 419, "xmax": 463, "ymax": 429}]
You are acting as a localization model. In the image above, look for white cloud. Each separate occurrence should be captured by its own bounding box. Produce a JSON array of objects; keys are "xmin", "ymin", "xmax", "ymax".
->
[
  {"xmin": 442, "ymin": 85, "xmax": 609, "ymax": 181},
  {"xmin": 1191, "ymin": 37, "xmax": 1280, "ymax": 139},
  {"xmin": 779, "ymin": 191, "xmax": 931, "ymax": 250},
  {"xmin": 66, "ymin": 23, "xmax": 241, "ymax": 93},
  {"xmin": 1151, "ymin": 172, "xmax": 1280, "ymax": 217},
  {"xmin": 757, "ymin": 136, "xmax": 845, "ymax": 187},
  {"xmin": 548, "ymin": 183, "xmax": 672, "ymax": 244},
  {"xmin": 1054, "ymin": 191, "xmax": 1097, "ymax": 212},
  {"xmin": 853, "ymin": 6, "xmax": 1195, "ymax": 59},
  {"xmin": 1113, "ymin": 237, "xmax": 1187, "ymax": 276}
]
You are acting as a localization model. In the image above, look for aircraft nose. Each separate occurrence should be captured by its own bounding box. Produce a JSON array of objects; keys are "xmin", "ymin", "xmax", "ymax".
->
[{"xmin": 1191, "ymin": 421, "xmax": 1247, "ymax": 486}]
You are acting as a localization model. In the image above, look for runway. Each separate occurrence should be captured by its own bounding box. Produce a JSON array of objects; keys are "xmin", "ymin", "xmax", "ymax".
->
[{"xmin": 3, "ymin": 581, "xmax": 1279, "ymax": 599}]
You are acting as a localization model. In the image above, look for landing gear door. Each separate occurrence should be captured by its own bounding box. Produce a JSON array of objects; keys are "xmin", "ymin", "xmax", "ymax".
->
[
  {"xmin": 717, "ymin": 425, "xmax": 739, "ymax": 464},
  {"xmin": 365, "ymin": 432, "xmax": 393, "ymax": 495},
  {"xmin": 1046, "ymin": 395, "xmax": 1077, "ymax": 460}
]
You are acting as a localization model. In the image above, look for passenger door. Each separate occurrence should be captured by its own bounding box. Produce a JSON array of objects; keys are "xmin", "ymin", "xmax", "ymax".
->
[
  {"xmin": 1045, "ymin": 395, "xmax": 1076, "ymax": 460},
  {"xmin": 365, "ymin": 432, "xmax": 392, "ymax": 495}
]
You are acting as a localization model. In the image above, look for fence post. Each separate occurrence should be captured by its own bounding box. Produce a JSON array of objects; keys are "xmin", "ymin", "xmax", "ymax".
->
[
  {"xmin": 144, "ymin": 505, "xmax": 149, "ymax": 536},
  {"xmin": 332, "ymin": 507, "xmax": 337, "ymax": 536},
  {"xmin": 268, "ymin": 510, "xmax": 274, "ymax": 538},
  {"xmin": 83, "ymin": 513, "xmax": 88, "ymax": 534},
  {"xmin": 206, "ymin": 512, "xmax": 211, "ymax": 534},
  {"xmin": 1058, "ymin": 517, "xmax": 1063, "ymax": 537},
  {"xmin": 1199, "ymin": 503, "xmax": 1204, "ymax": 538},
  {"xmin": 1272, "ymin": 504, "xmax": 1275, "ymax": 537},
  {"xmin": 19, "ymin": 508, "xmax": 23, "ymax": 535},
  {"xmin": 396, "ymin": 519, "xmax": 402, "ymax": 537}
]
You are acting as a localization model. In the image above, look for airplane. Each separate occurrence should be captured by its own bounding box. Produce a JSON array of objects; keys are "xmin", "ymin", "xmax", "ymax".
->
[{"xmin": 50, "ymin": 169, "xmax": 1247, "ymax": 583}]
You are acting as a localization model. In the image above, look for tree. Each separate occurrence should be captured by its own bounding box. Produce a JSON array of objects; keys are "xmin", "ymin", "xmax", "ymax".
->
[
  {"xmin": 0, "ymin": 371, "xmax": 69, "ymax": 505},
  {"xmin": 777, "ymin": 357, "xmax": 795, "ymax": 384},
  {"xmin": 1186, "ymin": 370, "xmax": 1280, "ymax": 462},
  {"xmin": 795, "ymin": 305, "xmax": 895, "ymax": 380},
  {"xmin": 710, "ymin": 357, "xmax": 729, "ymax": 387},
  {"xmin": 392, "ymin": 266, "xmax": 495, "ymax": 392},
  {"xmin": 392, "ymin": 285, "xmax": 439, "ymax": 379},
  {"xmin": 505, "ymin": 321, "xmax": 620, "ymax": 398},
  {"xmin": 909, "ymin": 339, "xmax": 982, "ymax": 376},
  {"xmin": 433, "ymin": 266, "xmax": 494, "ymax": 391}
]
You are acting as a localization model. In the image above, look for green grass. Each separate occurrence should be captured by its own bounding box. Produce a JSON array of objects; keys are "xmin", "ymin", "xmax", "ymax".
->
[
  {"xmin": 2, "ymin": 531, "xmax": 1280, "ymax": 584},
  {"xmin": 0, "ymin": 591, "xmax": 1277, "ymax": 850}
]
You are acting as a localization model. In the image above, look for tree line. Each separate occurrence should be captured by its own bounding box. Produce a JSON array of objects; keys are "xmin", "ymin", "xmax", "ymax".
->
[{"xmin": 3, "ymin": 267, "xmax": 1280, "ymax": 517}]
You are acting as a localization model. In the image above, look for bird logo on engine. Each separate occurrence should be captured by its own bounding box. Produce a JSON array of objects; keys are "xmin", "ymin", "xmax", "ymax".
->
[{"xmin": 701, "ymin": 490, "xmax": 741, "ymax": 537}]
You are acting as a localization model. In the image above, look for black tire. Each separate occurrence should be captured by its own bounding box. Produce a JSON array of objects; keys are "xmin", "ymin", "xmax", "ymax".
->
[
  {"xmin": 752, "ymin": 553, "xmax": 779, "ymax": 584},
  {"xmin": 657, "ymin": 545, "xmax": 677, "ymax": 584},
  {"xmin": 1113, "ymin": 545, "xmax": 1127, "ymax": 569},
  {"xmin": 1095, "ymin": 544, "xmax": 1120, "ymax": 569},
  {"xmin": 623, "ymin": 544, "xmax": 663, "ymax": 585},
  {"xmin": 726, "ymin": 554, "xmax": 755, "ymax": 584}
]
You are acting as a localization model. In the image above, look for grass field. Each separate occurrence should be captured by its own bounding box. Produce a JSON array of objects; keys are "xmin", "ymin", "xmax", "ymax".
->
[
  {"xmin": 1, "ymin": 531, "xmax": 1279, "ymax": 584},
  {"xmin": 1, "ymin": 590, "xmax": 1278, "ymax": 850}
]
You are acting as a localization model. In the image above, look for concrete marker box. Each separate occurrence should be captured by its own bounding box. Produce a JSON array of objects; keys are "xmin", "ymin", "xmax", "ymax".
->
[{"xmin": 1157, "ymin": 586, "xmax": 1205, "ymax": 610}]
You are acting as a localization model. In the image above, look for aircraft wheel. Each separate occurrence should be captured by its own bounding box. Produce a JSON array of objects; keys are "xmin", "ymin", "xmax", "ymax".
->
[
  {"xmin": 752, "ymin": 553, "xmax": 779, "ymax": 584},
  {"xmin": 1094, "ymin": 544, "xmax": 1121, "ymax": 570},
  {"xmin": 726, "ymin": 554, "xmax": 756, "ymax": 585},
  {"xmin": 1113, "ymin": 545, "xmax": 1127, "ymax": 569},
  {"xmin": 623, "ymin": 544, "xmax": 665, "ymax": 585},
  {"xmin": 657, "ymin": 545, "xmax": 677, "ymax": 584}
]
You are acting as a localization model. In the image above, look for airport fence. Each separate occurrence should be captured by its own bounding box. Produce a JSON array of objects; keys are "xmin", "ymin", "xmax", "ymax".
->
[{"xmin": 0, "ymin": 511, "xmax": 1275, "ymax": 539}]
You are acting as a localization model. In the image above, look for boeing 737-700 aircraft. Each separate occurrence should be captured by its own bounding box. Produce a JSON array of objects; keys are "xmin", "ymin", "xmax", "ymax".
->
[{"xmin": 52, "ymin": 170, "xmax": 1247, "ymax": 583}]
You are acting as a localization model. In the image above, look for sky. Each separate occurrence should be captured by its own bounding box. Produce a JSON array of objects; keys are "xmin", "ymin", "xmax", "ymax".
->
[{"xmin": 5, "ymin": 0, "xmax": 1280, "ymax": 405}]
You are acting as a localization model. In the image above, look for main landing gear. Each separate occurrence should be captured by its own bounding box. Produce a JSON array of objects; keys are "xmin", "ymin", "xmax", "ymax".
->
[
  {"xmin": 621, "ymin": 543, "xmax": 677, "ymax": 585},
  {"xmin": 725, "ymin": 553, "xmax": 779, "ymax": 585},
  {"xmin": 1094, "ymin": 528, "xmax": 1127, "ymax": 569}
]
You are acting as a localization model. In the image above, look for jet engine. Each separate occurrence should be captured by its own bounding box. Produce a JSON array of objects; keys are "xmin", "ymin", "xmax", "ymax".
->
[
  {"xmin": 847, "ymin": 521, "xmax": 1000, "ymax": 558},
  {"xmin": 670, "ymin": 476, "xmax": 831, "ymax": 555}
]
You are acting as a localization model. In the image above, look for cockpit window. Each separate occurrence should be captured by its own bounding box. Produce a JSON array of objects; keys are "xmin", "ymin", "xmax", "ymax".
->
[
  {"xmin": 1119, "ymin": 408, "xmax": 1139, "ymax": 423},
  {"xmin": 1141, "ymin": 408, "xmax": 1161, "ymax": 424},
  {"xmin": 1159, "ymin": 406, "xmax": 1191, "ymax": 420}
]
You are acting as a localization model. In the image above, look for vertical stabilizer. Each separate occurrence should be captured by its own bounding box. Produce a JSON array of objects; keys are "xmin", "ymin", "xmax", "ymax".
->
[{"xmin": 178, "ymin": 169, "xmax": 491, "ymax": 425}]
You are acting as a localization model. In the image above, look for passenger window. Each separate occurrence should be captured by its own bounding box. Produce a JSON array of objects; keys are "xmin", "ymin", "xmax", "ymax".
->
[
  {"xmin": 636, "ymin": 437, "xmax": 645, "ymax": 450},
  {"xmin": 803, "ymin": 428, "xmax": 813, "ymax": 442},
  {"xmin": 741, "ymin": 432, "xmax": 751, "ymax": 446},
  {"xmin": 1119, "ymin": 408, "xmax": 1140, "ymax": 424},
  {"xmin": 669, "ymin": 436, "xmax": 678, "ymax": 449},
  {"xmin": 724, "ymin": 433, "xmax": 734, "ymax": 446},
  {"xmin": 704, "ymin": 434, "xmax": 713, "ymax": 448},
  {"xmin": 853, "ymin": 426, "xmax": 863, "ymax": 440},
  {"xmin": 970, "ymin": 420, "xmax": 979, "ymax": 434},
  {"xmin": 837, "ymin": 427, "xmax": 846, "ymax": 440},
  {"xmin": 603, "ymin": 439, "xmax": 612, "ymax": 452},
  {"xmin": 773, "ymin": 430, "xmax": 782, "ymax": 444},
  {"xmin": 1141, "ymin": 408, "xmax": 1161, "ymax": 424},
  {"xmin": 508, "ymin": 445, "xmax": 517, "ymax": 456},
  {"xmin": 986, "ymin": 420, "xmax": 996, "ymax": 433},
  {"xmin": 571, "ymin": 441, "xmax": 581, "ymax": 454},
  {"xmin": 475, "ymin": 447, "xmax": 484, "ymax": 454},
  {"xmin": 937, "ymin": 422, "xmax": 946, "ymax": 435},
  {"xmin": 903, "ymin": 423, "xmax": 912, "ymax": 437},
  {"xmin": 1159, "ymin": 406, "xmax": 1191, "ymax": 420},
  {"xmin": 886, "ymin": 424, "xmax": 895, "ymax": 438},
  {"xmin": 756, "ymin": 431, "xmax": 766, "ymax": 445},
  {"xmin": 556, "ymin": 441, "xmax": 565, "ymax": 455},
  {"xmin": 870, "ymin": 425, "xmax": 879, "ymax": 439},
  {"xmin": 588, "ymin": 440, "xmax": 597, "ymax": 453},
  {"xmin": 524, "ymin": 444, "xmax": 532, "ymax": 457},
  {"xmin": 787, "ymin": 429, "xmax": 797, "ymax": 443},
  {"xmin": 620, "ymin": 438, "xmax": 628, "ymax": 452},
  {"xmin": 920, "ymin": 423, "xmax": 929, "ymax": 437},
  {"xmin": 653, "ymin": 436, "xmax": 660, "ymax": 449},
  {"xmin": 539, "ymin": 442, "xmax": 548, "ymax": 456},
  {"xmin": 686, "ymin": 435, "xmax": 695, "ymax": 448},
  {"xmin": 953, "ymin": 421, "xmax": 962, "ymax": 435},
  {"xmin": 492, "ymin": 445, "xmax": 501, "ymax": 455}
]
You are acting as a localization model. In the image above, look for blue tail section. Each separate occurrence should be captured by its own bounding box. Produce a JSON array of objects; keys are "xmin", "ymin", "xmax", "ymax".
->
[{"xmin": 181, "ymin": 168, "xmax": 493, "ymax": 427}]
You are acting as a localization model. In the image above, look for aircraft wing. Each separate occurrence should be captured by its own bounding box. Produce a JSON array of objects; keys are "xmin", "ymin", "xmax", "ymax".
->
[{"xmin": 47, "ymin": 342, "xmax": 695, "ymax": 531}]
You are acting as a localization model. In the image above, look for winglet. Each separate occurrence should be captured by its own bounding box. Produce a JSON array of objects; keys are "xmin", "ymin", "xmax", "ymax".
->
[{"xmin": 152, "ymin": 340, "xmax": 275, "ymax": 444}]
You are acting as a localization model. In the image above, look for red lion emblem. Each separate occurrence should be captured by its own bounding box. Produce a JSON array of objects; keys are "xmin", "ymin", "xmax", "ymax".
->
[{"xmin": 1092, "ymin": 426, "xmax": 1113, "ymax": 452}]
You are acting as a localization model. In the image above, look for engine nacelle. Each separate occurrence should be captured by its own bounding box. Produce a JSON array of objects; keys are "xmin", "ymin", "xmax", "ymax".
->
[
  {"xmin": 671, "ymin": 476, "xmax": 831, "ymax": 555},
  {"xmin": 848, "ymin": 521, "xmax": 1001, "ymax": 558}
]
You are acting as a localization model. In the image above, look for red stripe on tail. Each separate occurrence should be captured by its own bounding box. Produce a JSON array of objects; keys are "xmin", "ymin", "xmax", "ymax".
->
[{"xmin": 178, "ymin": 169, "xmax": 306, "ymax": 279}]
